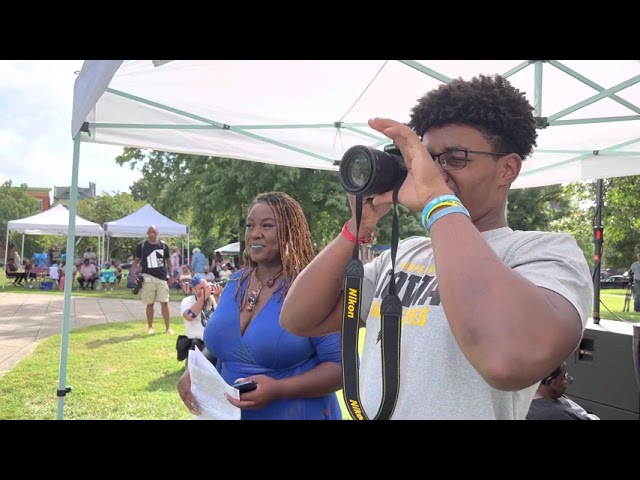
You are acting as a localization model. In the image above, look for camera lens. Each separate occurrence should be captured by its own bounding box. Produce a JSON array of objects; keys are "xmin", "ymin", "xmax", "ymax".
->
[
  {"xmin": 339, "ymin": 145, "xmax": 407, "ymax": 197},
  {"xmin": 346, "ymin": 153, "xmax": 372, "ymax": 188}
]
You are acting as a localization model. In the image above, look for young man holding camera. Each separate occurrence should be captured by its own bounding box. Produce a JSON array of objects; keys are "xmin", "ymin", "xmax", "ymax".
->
[
  {"xmin": 280, "ymin": 75, "xmax": 593, "ymax": 420},
  {"xmin": 130, "ymin": 225, "xmax": 174, "ymax": 334}
]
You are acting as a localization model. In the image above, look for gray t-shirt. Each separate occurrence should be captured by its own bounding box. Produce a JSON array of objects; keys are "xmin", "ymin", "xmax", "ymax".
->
[{"xmin": 359, "ymin": 227, "xmax": 593, "ymax": 420}]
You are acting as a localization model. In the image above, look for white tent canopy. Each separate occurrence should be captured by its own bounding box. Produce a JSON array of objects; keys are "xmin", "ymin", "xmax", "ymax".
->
[
  {"xmin": 215, "ymin": 241, "xmax": 240, "ymax": 255},
  {"xmin": 8, "ymin": 204, "xmax": 103, "ymax": 236},
  {"xmin": 3, "ymin": 204, "xmax": 104, "ymax": 288},
  {"xmin": 102, "ymin": 203, "xmax": 189, "ymax": 268},
  {"xmin": 104, "ymin": 203, "xmax": 188, "ymax": 238},
  {"xmin": 72, "ymin": 60, "xmax": 640, "ymax": 190}
]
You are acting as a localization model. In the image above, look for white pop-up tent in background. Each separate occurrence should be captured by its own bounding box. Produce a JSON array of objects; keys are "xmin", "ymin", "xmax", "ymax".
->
[
  {"xmin": 102, "ymin": 203, "xmax": 190, "ymax": 268},
  {"xmin": 57, "ymin": 60, "xmax": 640, "ymax": 419},
  {"xmin": 3, "ymin": 204, "xmax": 104, "ymax": 287}
]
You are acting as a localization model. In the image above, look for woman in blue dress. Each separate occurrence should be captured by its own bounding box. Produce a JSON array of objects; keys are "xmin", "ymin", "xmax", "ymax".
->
[{"xmin": 177, "ymin": 192, "xmax": 343, "ymax": 420}]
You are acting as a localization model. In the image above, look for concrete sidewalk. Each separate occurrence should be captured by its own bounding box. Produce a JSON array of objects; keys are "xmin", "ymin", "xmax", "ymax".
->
[{"xmin": 0, "ymin": 293, "xmax": 182, "ymax": 376}]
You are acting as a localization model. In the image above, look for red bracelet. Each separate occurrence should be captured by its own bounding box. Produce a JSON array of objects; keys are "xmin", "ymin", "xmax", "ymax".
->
[{"xmin": 342, "ymin": 221, "xmax": 374, "ymax": 245}]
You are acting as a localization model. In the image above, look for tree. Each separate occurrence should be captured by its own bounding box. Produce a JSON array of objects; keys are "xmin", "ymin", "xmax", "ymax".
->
[
  {"xmin": 0, "ymin": 180, "xmax": 41, "ymax": 260},
  {"xmin": 115, "ymin": 149, "xmax": 353, "ymax": 254},
  {"xmin": 507, "ymin": 185, "xmax": 570, "ymax": 232},
  {"xmin": 557, "ymin": 177, "xmax": 640, "ymax": 272}
]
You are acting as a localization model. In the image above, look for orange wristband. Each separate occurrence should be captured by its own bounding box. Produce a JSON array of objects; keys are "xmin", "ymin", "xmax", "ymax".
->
[{"xmin": 342, "ymin": 221, "xmax": 374, "ymax": 245}]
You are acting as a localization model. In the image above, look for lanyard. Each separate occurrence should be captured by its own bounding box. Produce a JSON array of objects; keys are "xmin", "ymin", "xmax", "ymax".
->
[{"xmin": 341, "ymin": 186, "xmax": 402, "ymax": 420}]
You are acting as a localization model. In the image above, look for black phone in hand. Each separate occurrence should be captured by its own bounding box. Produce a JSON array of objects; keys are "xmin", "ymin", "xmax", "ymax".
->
[{"xmin": 233, "ymin": 380, "xmax": 257, "ymax": 393}]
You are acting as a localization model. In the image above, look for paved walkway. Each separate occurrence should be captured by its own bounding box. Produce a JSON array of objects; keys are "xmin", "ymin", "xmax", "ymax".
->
[{"xmin": 0, "ymin": 293, "xmax": 182, "ymax": 376}]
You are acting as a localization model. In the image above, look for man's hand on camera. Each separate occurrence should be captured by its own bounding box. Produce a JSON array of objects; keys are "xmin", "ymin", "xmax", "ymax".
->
[
  {"xmin": 368, "ymin": 117, "xmax": 453, "ymax": 212},
  {"xmin": 202, "ymin": 282, "xmax": 213, "ymax": 299}
]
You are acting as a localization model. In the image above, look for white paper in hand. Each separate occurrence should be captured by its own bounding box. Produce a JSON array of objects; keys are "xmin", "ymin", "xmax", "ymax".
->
[{"xmin": 188, "ymin": 348, "xmax": 241, "ymax": 420}]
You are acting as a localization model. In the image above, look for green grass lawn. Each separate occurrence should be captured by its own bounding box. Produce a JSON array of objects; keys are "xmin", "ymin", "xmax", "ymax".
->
[
  {"xmin": 597, "ymin": 288, "xmax": 639, "ymax": 322},
  {"xmin": 0, "ymin": 320, "xmax": 192, "ymax": 420},
  {"xmin": 0, "ymin": 318, "xmax": 360, "ymax": 420}
]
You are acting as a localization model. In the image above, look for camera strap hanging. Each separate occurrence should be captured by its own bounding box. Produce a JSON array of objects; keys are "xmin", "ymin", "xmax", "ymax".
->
[{"xmin": 341, "ymin": 186, "xmax": 402, "ymax": 420}]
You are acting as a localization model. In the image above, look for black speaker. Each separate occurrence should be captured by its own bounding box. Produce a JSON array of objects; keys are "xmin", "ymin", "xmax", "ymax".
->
[{"xmin": 565, "ymin": 319, "xmax": 640, "ymax": 420}]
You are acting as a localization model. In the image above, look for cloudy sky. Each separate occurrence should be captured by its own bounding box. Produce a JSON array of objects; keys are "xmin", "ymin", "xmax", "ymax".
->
[{"xmin": 0, "ymin": 60, "xmax": 140, "ymax": 197}]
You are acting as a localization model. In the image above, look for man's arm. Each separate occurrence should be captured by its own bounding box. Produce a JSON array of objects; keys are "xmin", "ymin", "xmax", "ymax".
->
[
  {"xmin": 428, "ymin": 216, "xmax": 589, "ymax": 391},
  {"xmin": 165, "ymin": 244, "xmax": 173, "ymax": 287},
  {"xmin": 281, "ymin": 222, "xmax": 368, "ymax": 337}
]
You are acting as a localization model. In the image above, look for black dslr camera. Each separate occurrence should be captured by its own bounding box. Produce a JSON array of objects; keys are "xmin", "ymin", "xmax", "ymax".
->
[
  {"xmin": 131, "ymin": 276, "xmax": 144, "ymax": 295},
  {"xmin": 339, "ymin": 144, "xmax": 407, "ymax": 196}
]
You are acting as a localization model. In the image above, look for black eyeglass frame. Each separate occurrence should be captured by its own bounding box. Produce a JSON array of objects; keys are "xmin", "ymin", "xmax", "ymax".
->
[{"xmin": 431, "ymin": 149, "xmax": 511, "ymax": 171}]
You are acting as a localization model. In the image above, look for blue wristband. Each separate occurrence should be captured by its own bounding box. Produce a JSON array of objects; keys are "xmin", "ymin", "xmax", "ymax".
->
[
  {"xmin": 421, "ymin": 194, "xmax": 462, "ymax": 227},
  {"xmin": 425, "ymin": 205, "xmax": 471, "ymax": 233},
  {"xmin": 187, "ymin": 309, "xmax": 197, "ymax": 319}
]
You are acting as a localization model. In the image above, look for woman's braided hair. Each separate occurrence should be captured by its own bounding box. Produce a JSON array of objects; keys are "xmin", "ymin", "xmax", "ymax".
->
[{"xmin": 233, "ymin": 192, "xmax": 315, "ymax": 305}]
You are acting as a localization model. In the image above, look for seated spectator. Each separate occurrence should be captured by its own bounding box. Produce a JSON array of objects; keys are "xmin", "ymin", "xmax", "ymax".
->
[
  {"xmin": 203, "ymin": 267, "xmax": 216, "ymax": 282},
  {"xmin": 100, "ymin": 263, "xmax": 117, "ymax": 291},
  {"xmin": 77, "ymin": 258, "xmax": 98, "ymax": 290},
  {"xmin": 526, "ymin": 362, "xmax": 600, "ymax": 420},
  {"xmin": 178, "ymin": 265, "xmax": 192, "ymax": 295},
  {"xmin": 110, "ymin": 259, "xmax": 123, "ymax": 286},
  {"xmin": 218, "ymin": 262, "xmax": 234, "ymax": 282},
  {"xmin": 23, "ymin": 260, "xmax": 39, "ymax": 288},
  {"xmin": 5, "ymin": 258, "xmax": 27, "ymax": 286}
]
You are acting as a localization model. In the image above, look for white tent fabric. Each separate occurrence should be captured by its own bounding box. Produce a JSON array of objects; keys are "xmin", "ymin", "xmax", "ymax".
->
[
  {"xmin": 7, "ymin": 204, "xmax": 103, "ymax": 236},
  {"xmin": 72, "ymin": 60, "xmax": 640, "ymax": 190},
  {"xmin": 103, "ymin": 203, "xmax": 188, "ymax": 238},
  {"xmin": 215, "ymin": 241, "xmax": 240, "ymax": 255}
]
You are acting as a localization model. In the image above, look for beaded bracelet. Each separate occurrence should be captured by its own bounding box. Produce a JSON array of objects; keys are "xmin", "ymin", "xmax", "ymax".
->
[
  {"xmin": 421, "ymin": 194, "xmax": 463, "ymax": 228},
  {"xmin": 341, "ymin": 221, "xmax": 375, "ymax": 245},
  {"xmin": 425, "ymin": 205, "xmax": 471, "ymax": 233}
]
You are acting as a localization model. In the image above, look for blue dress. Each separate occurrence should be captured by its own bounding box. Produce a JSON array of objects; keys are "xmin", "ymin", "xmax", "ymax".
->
[{"xmin": 203, "ymin": 270, "xmax": 343, "ymax": 420}]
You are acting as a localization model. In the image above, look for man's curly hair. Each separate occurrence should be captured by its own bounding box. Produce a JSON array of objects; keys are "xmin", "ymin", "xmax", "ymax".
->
[{"xmin": 408, "ymin": 74, "xmax": 538, "ymax": 159}]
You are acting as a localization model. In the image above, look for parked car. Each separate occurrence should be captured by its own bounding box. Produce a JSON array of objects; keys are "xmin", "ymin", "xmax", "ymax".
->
[{"xmin": 600, "ymin": 275, "xmax": 631, "ymax": 289}]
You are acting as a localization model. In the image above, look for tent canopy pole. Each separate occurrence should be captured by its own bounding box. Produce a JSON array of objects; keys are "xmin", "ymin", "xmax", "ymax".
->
[{"xmin": 56, "ymin": 133, "xmax": 82, "ymax": 420}]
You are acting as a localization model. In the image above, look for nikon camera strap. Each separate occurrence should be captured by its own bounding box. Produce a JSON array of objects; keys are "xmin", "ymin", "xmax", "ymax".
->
[{"xmin": 341, "ymin": 186, "xmax": 402, "ymax": 420}]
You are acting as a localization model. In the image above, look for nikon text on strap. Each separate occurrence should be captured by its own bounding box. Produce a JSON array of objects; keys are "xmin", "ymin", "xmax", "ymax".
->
[{"xmin": 341, "ymin": 186, "xmax": 402, "ymax": 420}]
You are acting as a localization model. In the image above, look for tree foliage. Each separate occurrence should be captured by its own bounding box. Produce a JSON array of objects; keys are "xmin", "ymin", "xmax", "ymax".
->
[{"xmin": 0, "ymin": 181, "xmax": 42, "ymax": 259}]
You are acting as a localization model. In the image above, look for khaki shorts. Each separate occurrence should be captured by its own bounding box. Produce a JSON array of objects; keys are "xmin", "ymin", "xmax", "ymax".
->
[{"xmin": 141, "ymin": 274, "xmax": 170, "ymax": 305}]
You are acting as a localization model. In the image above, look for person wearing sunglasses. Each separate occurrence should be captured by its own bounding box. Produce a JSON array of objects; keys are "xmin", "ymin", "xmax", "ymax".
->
[
  {"xmin": 527, "ymin": 362, "xmax": 599, "ymax": 420},
  {"xmin": 281, "ymin": 74, "xmax": 593, "ymax": 420}
]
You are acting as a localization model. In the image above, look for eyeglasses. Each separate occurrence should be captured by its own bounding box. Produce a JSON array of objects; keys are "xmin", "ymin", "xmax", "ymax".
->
[
  {"xmin": 431, "ymin": 149, "xmax": 510, "ymax": 171},
  {"xmin": 563, "ymin": 372, "xmax": 574, "ymax": 384}
]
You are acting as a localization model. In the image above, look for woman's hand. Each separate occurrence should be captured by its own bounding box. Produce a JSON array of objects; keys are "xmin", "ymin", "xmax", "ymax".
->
[
  {"xmin": 224, "ymin": 375, "xmax": 281, "ymax": 410},
  {"xmin": 177, "ymin": 369, "xmax": 199, "ymax": 415},
  {"xmin": 367, "ymin": 117, "xmax": 453, "ymax": 212}
]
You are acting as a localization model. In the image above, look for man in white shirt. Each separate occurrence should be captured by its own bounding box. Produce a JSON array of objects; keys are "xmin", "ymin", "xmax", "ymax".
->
[{"xmin": 177, "ymin": 276, "xmax": 222, "ymax": 361}]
